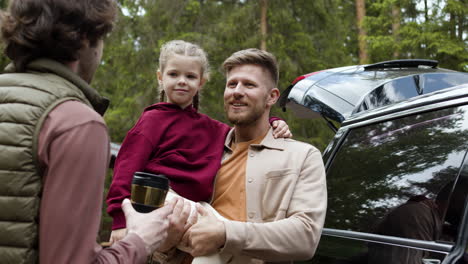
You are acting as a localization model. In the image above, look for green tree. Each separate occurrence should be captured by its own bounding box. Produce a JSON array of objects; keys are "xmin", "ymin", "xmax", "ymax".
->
[
  {"xmin": 365, "ymin": 0, "xmax": 467, "ymax": 71},
  {"xmin": 0, "ymin": 0, "xmax": 11, "ymax": 70}
]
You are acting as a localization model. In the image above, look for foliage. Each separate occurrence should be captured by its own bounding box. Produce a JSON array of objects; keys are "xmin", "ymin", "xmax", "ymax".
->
[
  {"xmin": 1, "ymin": 0, "xmax": 465, "ymax": 147},
  {"xmin": 0, "ymin": 0, "xmax": 9, "ymax": 70},
  {"xmin": 93, "ymin": 0, "xmax": 354, "ymax": 150},
  {"xmin": 364, "ymin": 0, "xmax": 467, "ymax": 71}
]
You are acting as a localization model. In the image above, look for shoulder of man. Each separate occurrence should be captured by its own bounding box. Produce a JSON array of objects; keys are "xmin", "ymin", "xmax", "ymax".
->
[
  {"xmin": 49, "ymin": 100, "xmax": 106, "ymax": 134},
  {"xmin": 274, "ymin": 137, "xmax": 322, "ymax": 155}
]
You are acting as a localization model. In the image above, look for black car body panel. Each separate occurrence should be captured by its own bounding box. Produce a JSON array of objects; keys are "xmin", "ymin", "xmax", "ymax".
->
[{"xmin": 312, "ymin": 84, "xmax": 468, "ymax": 264}]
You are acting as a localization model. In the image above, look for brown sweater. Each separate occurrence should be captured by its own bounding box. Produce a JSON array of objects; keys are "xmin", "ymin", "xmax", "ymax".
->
[{"xmin": 38, "ymin": 100, "xmax": 147, "ymax": 263}]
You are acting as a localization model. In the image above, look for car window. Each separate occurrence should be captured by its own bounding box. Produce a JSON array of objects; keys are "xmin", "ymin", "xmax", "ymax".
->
[
  {"xmin": 361, "ymin": 76, "xmax": 420, "ymax": 111},
  {"xmin": 326, "ymin": 105, "xmax": 468, "ymax": 242},
  {"xmin": 358, "ymin": 73, "xmax": 468, "ymax": 113},
  {"xmin": 315, "ymin": 69, "xmax": 427, "ymax": 105},
  {"xmin": 422, "ymin": 73, "xmax": 468, "ymax": 94}
]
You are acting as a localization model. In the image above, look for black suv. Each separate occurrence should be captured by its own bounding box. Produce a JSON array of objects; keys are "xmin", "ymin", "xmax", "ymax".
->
[{"xmin": 282, "ymin": 60, "xmax": 468, "ymax": 264}]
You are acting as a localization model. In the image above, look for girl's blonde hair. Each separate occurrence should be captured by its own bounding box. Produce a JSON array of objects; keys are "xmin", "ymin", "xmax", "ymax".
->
[{"xmin": 158, "ymin": 40, "xmax": 210, "ymax": 109}]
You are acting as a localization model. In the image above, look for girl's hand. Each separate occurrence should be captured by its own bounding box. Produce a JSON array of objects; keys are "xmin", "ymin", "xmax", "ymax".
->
[
  {"xmin": 272, "ymin": 120, "xmax": 292, "ymax": 139},
  {"xmin": 109, "ymin": 228, "xmax": 127, "ymax": 245}
]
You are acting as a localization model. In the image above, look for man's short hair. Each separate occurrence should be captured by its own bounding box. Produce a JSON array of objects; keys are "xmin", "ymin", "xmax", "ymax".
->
[
  {"xmin": 0, "ymin": 0, "xmax": 118, "ymax": 71},
  {"xmin": 222, "ymin": 48, "xmax": 279, "ymax": 87}
]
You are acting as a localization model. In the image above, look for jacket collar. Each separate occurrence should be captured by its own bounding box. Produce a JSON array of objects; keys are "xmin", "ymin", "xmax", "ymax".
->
[
  {"xmin": 5, "ymin": 59, "xmax": 109, "ymax": 116},
  {"xmin": 224, "ymin": 127, "xmax": 285, "ymax": 151}
]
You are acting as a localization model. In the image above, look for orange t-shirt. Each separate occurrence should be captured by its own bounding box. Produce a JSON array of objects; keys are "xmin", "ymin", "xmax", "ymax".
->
[{"xmin": 212, "ymin": 134, "xmax": 265, "ymax": 221}]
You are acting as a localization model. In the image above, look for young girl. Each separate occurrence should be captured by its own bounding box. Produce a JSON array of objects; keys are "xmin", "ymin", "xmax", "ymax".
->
[{"xmin": 106, "ymin": 40, "xmax": 289, "ymax": 246}]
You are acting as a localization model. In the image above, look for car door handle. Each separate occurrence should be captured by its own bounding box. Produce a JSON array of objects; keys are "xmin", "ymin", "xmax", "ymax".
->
[{"xmin": 422, "ymin": 259, "xmax": 441, "ymax": 264}]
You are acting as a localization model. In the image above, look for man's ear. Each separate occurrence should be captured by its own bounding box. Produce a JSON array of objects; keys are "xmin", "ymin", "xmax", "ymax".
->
[
  {"xmin": 267, "ymin": 88, "xmax": 280, "ymax": 106},
  {"xmin": 81, "ymin": 37, "xmax": 91, "ymax": 48},
  {"xmin": 75, "ymin": 37, "xmax": 90, "ymax": 62}
]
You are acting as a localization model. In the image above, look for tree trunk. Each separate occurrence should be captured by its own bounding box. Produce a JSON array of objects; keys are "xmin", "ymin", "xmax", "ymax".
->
[
  {"xmin": 450, "ymin": 12, "xmax": 456, "ymax": 39},
  {"xmin": 424, "ymin": 0, "xmax": 428, "ymax": 23},
  {"xmin": 260, "ymin": 0, "xmax": 268, "ymax": 50},
  {"xmin": 392, "ymin": 3, "xmax": 400, "ymax": 58},
  {"xmin": 356, "ymin": 0, "xmax": 368, "ymax": 64},
  {"xmin": 458, "ymin": 11, "xmax": 464, "ymax": 41}
]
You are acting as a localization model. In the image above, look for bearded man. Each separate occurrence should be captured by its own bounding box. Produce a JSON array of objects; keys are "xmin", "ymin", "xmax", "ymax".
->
[{"xmin": 183, "ymin": 49, "xmax": 328, "ymax": 264}]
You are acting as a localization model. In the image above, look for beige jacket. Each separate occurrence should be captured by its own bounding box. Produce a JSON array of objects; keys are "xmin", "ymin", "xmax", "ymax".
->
[
  {"xmin": 159, "ymin": 127, "xmax": 327, "ymax": 264},
  {"xmin": 219, "ymin": 127, "xmax": 327, "ymax": 264}
]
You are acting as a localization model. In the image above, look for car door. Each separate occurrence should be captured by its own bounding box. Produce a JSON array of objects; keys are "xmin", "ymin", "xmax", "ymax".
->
[{"xmin": 297, "ymin": 103, "xmax": 468, "ymax": 264}]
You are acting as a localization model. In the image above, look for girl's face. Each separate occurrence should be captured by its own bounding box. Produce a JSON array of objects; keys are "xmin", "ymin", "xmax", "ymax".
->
[{"xmin": 158, "ymin": 54, "xmax": 205, "ymax": 109}]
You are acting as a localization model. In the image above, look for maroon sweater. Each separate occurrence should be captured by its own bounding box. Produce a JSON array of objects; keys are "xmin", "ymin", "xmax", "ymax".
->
[{"xmin": 106, "ymin": 103, "xmax": 230, "ymax": 229}]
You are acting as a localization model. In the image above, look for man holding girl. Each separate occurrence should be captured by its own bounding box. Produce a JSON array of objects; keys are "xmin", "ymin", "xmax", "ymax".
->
[
  {"xmin": 107, "ymin": 42, "xmax": 327, "ymax": 263},
  {"xmin": 106, "ymin": 41, "xmax": 292, "ymax": 248},
  {"xmin": 180, "ymin": 49, "xmax": 328, "ymax": 264}
]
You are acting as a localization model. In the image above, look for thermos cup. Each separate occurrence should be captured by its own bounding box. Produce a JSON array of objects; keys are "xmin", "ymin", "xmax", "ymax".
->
[{"xmin": 130, "ymin": 172, "xmax": 169, "ymax": 213}]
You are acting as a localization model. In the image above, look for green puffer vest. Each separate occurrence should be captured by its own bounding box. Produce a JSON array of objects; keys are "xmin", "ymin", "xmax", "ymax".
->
[{"xmin": 0, "ymin": 59, "xmax": 109, "ymax": 263}]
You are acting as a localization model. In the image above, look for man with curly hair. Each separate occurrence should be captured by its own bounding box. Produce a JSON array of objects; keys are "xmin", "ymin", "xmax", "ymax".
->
[{"xmin": 0, "ymin": 0, "xmax": 175, "ymax": 263}]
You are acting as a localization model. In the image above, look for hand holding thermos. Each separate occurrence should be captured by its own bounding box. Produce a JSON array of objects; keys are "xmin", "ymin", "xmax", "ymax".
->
[{"xmin": 106, "ymin": 172, "xmax": 172, "ymax": 257}]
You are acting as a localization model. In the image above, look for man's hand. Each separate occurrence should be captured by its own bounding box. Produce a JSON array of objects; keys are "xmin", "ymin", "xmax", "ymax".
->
[
  {"xmin": 157, "ymin": 197, "xmax": 197, "ymax": 253},
  {"xmin": 109, "ymin": 228, "xmax": 127, "ymax": 245},
  {"xmin": 122, "ymin": 198, "xmax": 174, "ymax": 255},
  {"xmin": 183, "ymin": 204, "xmax": 226, "ymax": 257},
  {"xmin": 272, "ymin": 120, "xmax": 292, "ymax": 139}
]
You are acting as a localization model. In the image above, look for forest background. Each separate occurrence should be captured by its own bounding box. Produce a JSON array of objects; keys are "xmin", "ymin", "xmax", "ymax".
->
[{"xmin": 0, "ymin": 0, "xmax": 466, "ymax": 244}]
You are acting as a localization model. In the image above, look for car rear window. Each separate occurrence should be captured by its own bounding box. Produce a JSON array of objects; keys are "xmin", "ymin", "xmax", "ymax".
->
[{"xmin": 356, "ymin": 73, "xmax": 468, "ymax": 113}]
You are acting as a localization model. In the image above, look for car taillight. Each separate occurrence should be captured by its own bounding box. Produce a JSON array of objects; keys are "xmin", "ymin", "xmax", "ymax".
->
[{"xmin": 291, "ymin": 70, "xmax": 324, "ymax": 85}]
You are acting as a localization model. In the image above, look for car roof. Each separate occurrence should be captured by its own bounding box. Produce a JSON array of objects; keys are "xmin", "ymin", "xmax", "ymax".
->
[{"xmin": 283, "ymin": 59, "xmax": 468, "ymax": 125}]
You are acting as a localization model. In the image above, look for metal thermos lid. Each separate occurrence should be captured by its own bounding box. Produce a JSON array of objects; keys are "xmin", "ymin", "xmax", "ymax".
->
[{"xmin": 132, "ymin": 172, "xmax": 169, "ymax": 190}]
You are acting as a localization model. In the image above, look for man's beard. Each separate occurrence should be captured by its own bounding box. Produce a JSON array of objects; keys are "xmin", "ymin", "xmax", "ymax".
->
[{"xmin": 225, "ymin": 101, "xmax": 266, "ymax": 126}]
